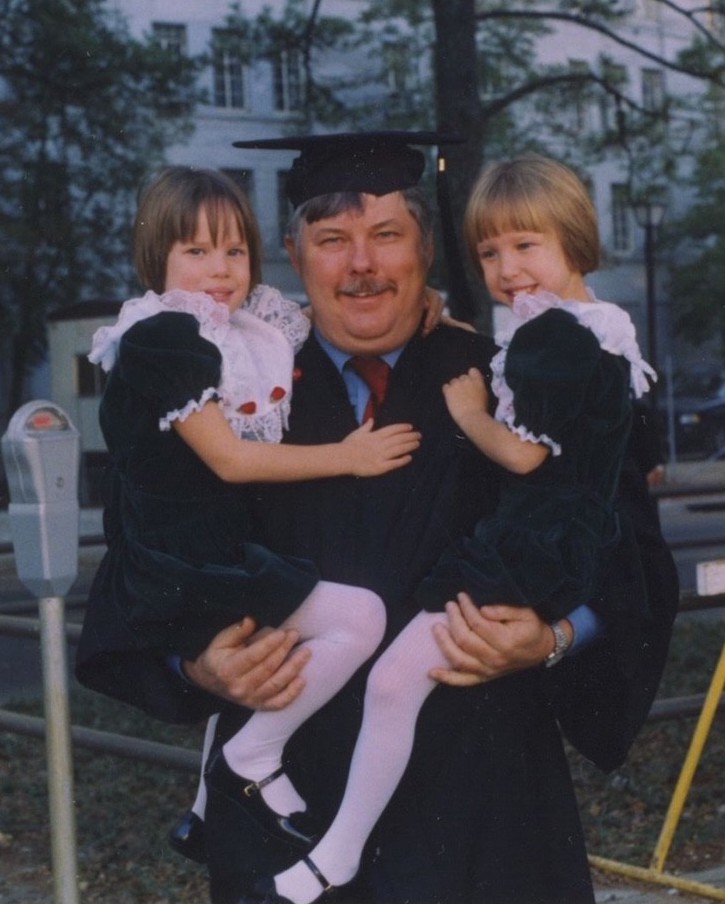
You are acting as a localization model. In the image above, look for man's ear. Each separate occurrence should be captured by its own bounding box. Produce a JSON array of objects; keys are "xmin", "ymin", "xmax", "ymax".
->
[{"xmin": 285, "ymin": 235, "xmax": 300, "ymax": 273}]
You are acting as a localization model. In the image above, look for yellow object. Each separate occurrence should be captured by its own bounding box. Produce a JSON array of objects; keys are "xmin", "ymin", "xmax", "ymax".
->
[{"xmin": 590, "ymin": 640, "xmax": 725, "ymax": 901}]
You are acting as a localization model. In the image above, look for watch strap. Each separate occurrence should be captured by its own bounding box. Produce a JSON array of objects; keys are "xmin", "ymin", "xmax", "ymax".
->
[{"xmin": 545, "ymin": 620, "xmax": 571, "ymax": 668}]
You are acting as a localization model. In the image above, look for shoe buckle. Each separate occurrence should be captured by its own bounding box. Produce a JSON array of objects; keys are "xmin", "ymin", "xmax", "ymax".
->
[{"xmin": 243, "ymin": 780, "xmax": 258, "ymax": 798}]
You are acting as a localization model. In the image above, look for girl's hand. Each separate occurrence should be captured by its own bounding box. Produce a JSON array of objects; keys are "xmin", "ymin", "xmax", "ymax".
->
[
  {"xmin": 442, "ymin": 367, "xmax": 489, "ymax": 428},
  {"xmin": 340, "ymin": 420, "xmax": 421, "ymax": 476}
]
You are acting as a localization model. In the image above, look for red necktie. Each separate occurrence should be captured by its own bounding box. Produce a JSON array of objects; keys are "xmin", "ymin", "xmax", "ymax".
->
[{"xmin": 349, "ymin": 356, "xmax": 391, "ymax": 423}]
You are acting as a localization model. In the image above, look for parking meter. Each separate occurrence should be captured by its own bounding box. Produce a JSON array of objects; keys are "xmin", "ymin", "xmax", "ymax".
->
[
  {"xmin": 1, "ymin": 399, "xmax": 81, "ymax": 904},
  {"xmin": 1, "ymin": 399, "xmax": 80, "ymax": 598}
]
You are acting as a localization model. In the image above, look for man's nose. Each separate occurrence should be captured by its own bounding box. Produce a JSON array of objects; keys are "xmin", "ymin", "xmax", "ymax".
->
[{"xmin": 348, "ymin": 239, "xmax": 375, "ymax": 272}]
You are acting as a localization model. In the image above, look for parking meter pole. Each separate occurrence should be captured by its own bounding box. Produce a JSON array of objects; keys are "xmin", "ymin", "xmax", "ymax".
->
[
  {"xmin": 40, "ymin": 595, "xmax": 80, "ymax": 904},
  {"xmin": 1, "ymin": 401, "xmax": 82, "ymax": 904}
]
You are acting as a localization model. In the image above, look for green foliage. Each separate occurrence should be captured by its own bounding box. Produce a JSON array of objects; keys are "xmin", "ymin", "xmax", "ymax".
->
[
  {"xmin": 0, "ymin": 0, "xmax": 204, "ymax": 412},
  {"xmin": 661, "ymin": 72, "xmax": 725, "ymax": 352}
]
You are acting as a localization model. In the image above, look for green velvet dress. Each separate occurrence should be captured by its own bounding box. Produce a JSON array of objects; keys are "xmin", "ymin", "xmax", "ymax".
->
[
  {"xmin": 82, "ymin": 287, "xmax": 318, "ymax": 662},
  {"xmin": 417, "ymin": 290, "xmax": 656, "ymax": 622}
]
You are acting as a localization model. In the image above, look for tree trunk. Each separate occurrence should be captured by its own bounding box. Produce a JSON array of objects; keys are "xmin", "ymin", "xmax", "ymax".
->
[{"xmin": 431, "ymin": 0, "xmax": 491, "ymax": 328}]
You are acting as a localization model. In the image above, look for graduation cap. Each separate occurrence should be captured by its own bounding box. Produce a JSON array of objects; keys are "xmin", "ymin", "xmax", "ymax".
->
[
  {"xmin": 232, "ymin": 130, "xmax": 464, "ymax": 209},
  {"xmin": 233, "ymin": 130, "xmax": 477, "ymax": 320}
]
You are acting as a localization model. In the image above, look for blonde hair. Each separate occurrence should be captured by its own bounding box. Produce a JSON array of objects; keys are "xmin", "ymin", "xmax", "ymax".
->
[
  {"xmin": 464, "ymin": 154, "xmax": 600, "ymax": 276},
  {"xmin": 133, "ymin": 166, "xmax": 263, "ymax": 294}
]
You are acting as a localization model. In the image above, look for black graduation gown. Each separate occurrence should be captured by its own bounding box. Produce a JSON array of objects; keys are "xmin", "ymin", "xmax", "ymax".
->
[{"xmin": 202, "ymin": 325, "xmax": 678, "ymax": 904}]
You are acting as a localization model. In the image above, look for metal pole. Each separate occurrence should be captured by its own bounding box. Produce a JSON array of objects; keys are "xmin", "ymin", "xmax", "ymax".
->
[
  {"xmin": 39, "ymin": 595, "xmax": 80, "ymax": 904},
  {"xmin": 650, "ymin": 639, "xmax": 725, "ymax": 873}
]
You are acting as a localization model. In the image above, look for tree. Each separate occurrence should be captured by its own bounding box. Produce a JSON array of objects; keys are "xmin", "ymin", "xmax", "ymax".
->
[
  {"xmin": 0, "ymin": 0, "xmax": 204, "ymax": 417},
  {"xmin": 221, "ymin": 0, "xmax": 358, "ymax": 130},
  {"xmin": 669, "ymin": 90, "xmax": 725, "ymax": 358},
  {"xmin": 368, "ymin": 1, "xmax": 725, "ymax": 323}
]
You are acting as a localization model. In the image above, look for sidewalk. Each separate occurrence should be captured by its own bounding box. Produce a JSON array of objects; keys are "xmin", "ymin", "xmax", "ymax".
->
[{"xmin": 594, "ymin": 863, "xmax": 725, "ymax": 902}]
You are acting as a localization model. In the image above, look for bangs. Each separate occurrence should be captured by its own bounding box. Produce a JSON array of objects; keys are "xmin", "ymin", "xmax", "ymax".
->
[
  {"xmin": 471, "ymin": 185, "xmax": 552, "ymax": 242},
  {"xmin": 176, "ymin": 197, "xmax": 247, "ymax": 244}
]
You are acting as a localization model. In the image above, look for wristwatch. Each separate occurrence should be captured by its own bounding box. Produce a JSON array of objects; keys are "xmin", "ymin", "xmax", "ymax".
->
[{"xmin": 544, "ymin": 620, "xmax": 571, "ymax": 668}]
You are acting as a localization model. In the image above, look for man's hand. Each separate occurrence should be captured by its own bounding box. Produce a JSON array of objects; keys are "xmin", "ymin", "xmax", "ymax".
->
[
  {"xmin": 183, "ymin": 618, "xmax": 311, "ymax": 710},
  {"xmin": 429, "ymin": 592, "xmax": 555, "ymax": 686},
  {"xmin": 421, "ymin": 288, "xmax": 477, "ymax": 336}
]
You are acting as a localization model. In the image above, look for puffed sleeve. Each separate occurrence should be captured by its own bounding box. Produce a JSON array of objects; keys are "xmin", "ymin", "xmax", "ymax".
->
[
  {"xmin": 118, "ymin": 312, "xmax": 222, "ymax": 426},
  {"xmin": 505, "ymin": 308, "xmax": 602, "ymax": 447}
]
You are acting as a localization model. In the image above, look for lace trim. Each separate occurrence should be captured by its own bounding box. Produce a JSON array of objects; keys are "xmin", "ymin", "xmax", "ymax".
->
[
  {"xmin": 492, "ymin": 289, "xmax": 656, "ymax": 457},
  {"xmin": 89, "ymin": 287, "xmax": 309, "ymax": 444},
  {"xmin": 159, "ymin": 387, "xmax": 220, "ymax": 432},
  {"xmin": 243, "ymin": 284, "xmax": 311, "ymax": 353}
]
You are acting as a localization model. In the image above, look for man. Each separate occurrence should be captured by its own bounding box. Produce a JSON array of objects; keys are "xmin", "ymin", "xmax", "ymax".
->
[{"xmin": 77, "ymin": 132, "xmax": 678, "ymax": 904}]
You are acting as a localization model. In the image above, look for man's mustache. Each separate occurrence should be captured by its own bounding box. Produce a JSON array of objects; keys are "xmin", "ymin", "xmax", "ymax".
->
[{"xmin": 339, "ymin": 279, "xmax": 395, "ymax": 296}]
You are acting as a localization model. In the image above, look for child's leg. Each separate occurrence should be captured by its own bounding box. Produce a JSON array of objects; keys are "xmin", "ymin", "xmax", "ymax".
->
[
  {"xmin": 274, "ymin": 610, "xmax": 448, "ymax": 904},
  {"xmin": 191, "ymin": 713, "xmax": 219, "ymax": 819},
  {"xmin": 221, "ymin": 581, "xmax": 386, "ymax": 817}
]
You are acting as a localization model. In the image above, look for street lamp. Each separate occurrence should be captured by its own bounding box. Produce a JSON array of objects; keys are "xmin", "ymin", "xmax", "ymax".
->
[{"xmin": 632, "ymin": 198, "xmax": 667, "ymax": 382}]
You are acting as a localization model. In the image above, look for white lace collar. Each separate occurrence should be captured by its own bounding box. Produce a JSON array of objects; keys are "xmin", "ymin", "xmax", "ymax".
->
[
  {"xmin": 491, "ymin": 289, "xmax": 656, "ymax": 456},
  {"xmin": 89, "ymin": 286, "xmax": 311, "ymax": 443}
]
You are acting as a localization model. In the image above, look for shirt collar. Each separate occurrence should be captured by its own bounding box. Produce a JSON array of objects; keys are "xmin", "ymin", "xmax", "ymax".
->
[{"xmin": 314, "ymin": 327, "xmax": 405, "ymax": 372}]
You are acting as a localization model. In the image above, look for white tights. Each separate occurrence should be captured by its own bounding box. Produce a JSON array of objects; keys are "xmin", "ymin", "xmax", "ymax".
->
[
  {"xmin": 191, "ymin": 595, "xmax": 448, "ymax": 904},
  {"xmin": 218, "ymin": 581, "xmax": 387, "ymax": 816},
  {"xmin": 274, "ymin": 610, "xmax": 448, "ymax": 904}
]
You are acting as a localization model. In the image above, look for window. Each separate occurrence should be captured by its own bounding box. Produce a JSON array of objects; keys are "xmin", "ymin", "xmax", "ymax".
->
[
  {"xmin": 384, "ymin": 42, "xmax": 408, "ymax": 96},
  {"xmin": 212, "ymin": 29, "xmax": 247, "ymax": 109},
  {"xmin": 273, "ymin": 49, "xmax": 303, "ymax": 112},
  {"xmin": 641, "ymin": 0, "xmax": 661, "ymax": 20},
  {"xmin": 599, "ymin": 64, "xmax": 627, "ymax": 134},
  {"xmin": 641, "ymin": 68, "xmax": 665, "ymax": 112},
  {"xmin": 152, "ymin": 22, "xmax": 187, "ymax": 57},
  {"xmin": 568, "ymin": 59, "xmax": 591, "ymax": 132},
  {"xmin": 76, "ymin": 355, "xmax": 107, "ymax": 398},
  {"xmin": 708, "ymin": 2, "xmax": 725, "ymax": 37},
  {"xmin": 611, "ymin": 183, "xmax": 632, "ymax": 253}
]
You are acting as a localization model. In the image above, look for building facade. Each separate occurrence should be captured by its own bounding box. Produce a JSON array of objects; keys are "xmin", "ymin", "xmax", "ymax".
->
[{"xmin": 45, "ymin": 0, "xmax": 720, "ymax": 477}]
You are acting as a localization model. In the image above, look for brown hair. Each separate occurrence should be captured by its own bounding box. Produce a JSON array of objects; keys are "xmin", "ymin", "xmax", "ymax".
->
[
  {"xmin": 133, "ymin": 166, "xmax": 263, "ymax": 293},
  {"xmin": 464, "ymin": 154, "xmax": 600, "ymax": 276}
]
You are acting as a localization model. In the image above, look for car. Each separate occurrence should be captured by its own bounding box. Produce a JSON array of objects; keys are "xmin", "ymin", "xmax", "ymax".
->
[{"xmin": 666, "ymin": 374, "xmax": 725, "ymax": 459}]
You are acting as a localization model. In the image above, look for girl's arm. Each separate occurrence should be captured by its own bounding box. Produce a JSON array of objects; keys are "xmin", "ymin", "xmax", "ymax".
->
[
  {"xmin": 443, "ymin": 368, "xmax": 548, "ymax": 475},
  {"xmin": 173, "ymin": 401, "xmax": 421, "ymax": 483}
]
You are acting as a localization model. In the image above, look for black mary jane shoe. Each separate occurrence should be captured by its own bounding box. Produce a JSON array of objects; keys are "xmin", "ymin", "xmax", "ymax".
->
[
  {"xmin": 168, "ymin": 809, "xmax": 207, "ymax": 864},
  {"xmin": 236, "ymin": 855, "xmax": 335, "ymax": 904},
  {"xmin": 204, "ymin": 750, "xmax": 321, "ymax": 849}
]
